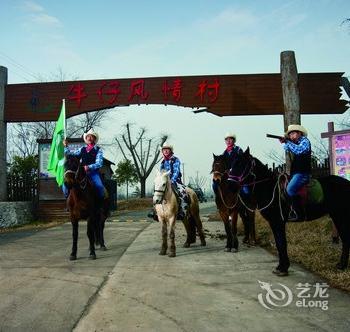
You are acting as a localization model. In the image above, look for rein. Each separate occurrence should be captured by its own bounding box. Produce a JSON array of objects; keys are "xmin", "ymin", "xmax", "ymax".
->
[
  {"xmin": 64, "ymin": 165, "xmax": 88, "ymax": 190},
  {"xmin": 218, "ymin": 186, "xmax": 239, "ymax": 209}
]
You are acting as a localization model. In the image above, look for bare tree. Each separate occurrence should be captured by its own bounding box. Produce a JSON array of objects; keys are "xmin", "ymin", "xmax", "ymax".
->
[
  {"xmin": 115, "ymin": 123, "xmax": 167, "ymax": 197},
  {"xmin": 188, "ymin": 172, "xmax": 207, "ymax": 189}
]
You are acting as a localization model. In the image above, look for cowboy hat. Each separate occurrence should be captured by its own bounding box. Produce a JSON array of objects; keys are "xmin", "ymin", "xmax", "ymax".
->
[
  {"xmin": 83, "ymin": 128, "xmax": 99, "ymax": 143},
  {"xmin": 285, "ymin": 124, "xmax": 308, "ymax": 137},
  {"xmin": 161, "ymin": 141, "xmax": 173, "ymax": 152},
  {"xmin": 224, "ymin": 132, "xmax": 236, "ymax": 140}
]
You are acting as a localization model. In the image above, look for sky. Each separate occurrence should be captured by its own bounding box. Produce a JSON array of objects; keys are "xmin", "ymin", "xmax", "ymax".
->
[{"xmin": 1, "ymin": 0, "xmax": 349, "ymax": 193}]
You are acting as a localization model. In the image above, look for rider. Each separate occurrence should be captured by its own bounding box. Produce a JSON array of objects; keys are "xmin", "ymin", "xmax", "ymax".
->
[
  {"xmin": 62, "ymin": 128, "xmax": 105, "ymax": 205},
  {"xmin": 159, "ymin": 142, "xmax": 188, "ymax": 220},
  {"xmin": 279, "ymin": 124, "xmax": 311, "ymax": 221},
  {"xmin": 213, "ymin": 132, "xmax": 249, "ymax": 195}
]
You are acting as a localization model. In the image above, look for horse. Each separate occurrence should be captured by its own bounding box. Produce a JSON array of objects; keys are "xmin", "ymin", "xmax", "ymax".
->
[
  {"xmin": 228, "ymin": 147, "xmax": 350, "ymax": 276},
  {"xmin": 64, "ymin": 155, "xmax": 109, "ymax": 260},
  {"xmin": 211, "ymin": 154, "xmax": 257, "ymax": 252},
  {"xmin": 153, "ymin": 170, "xmax": 206, "ymax": 257}
]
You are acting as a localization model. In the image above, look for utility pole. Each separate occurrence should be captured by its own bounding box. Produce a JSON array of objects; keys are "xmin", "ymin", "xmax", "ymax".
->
[{"xmin": 182, "ymin": 162, "xmax": 185, "ymax": 185}]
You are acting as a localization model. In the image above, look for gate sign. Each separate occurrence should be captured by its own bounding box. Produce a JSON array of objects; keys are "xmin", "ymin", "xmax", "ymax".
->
[
  {"xmin": 4, "ymin": 73, "xmax": 348, "ymax": 122},
  {"xmin": 332, "ymin": 133, "xmax": 350, "ymax": 180},
  {"xmin": 321, "ymin": 122, "xmax": 350, "ymax": 180}
]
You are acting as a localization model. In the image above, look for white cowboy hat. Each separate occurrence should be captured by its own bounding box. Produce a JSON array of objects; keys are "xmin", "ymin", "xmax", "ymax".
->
[
  {"xmin": 161, "ymin": 141, "xmax": 173, "ymax": 152},
  {"xmin": 224, "ymin": 132, "xmax": 236, "ymax": 140},
  {"xmin": 286, "ymin": 124, "xmax": 308, "ymax": 137},
  {"xmin": 83, "ymin": 128, "xmax": 99, "ymax": 143}
]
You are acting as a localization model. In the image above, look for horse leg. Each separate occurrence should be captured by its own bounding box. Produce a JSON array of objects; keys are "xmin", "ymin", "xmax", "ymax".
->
[
  {"xmin": 182, "ymin": 217, "xmax": 194, "ymax": 248},
  {"xmin": 159, "ymin": 220, "xmax": 168, "ymax": 255},
  {"xmin": 70, "ymin": 220, "xmax": 78, "ymax": 260},
  {"xmin": 337, "ymin": 241, "xmax": 350, "ymax": 270},
  {"xmin": 249, "ymin": 211, "xmax": 257, "ymax": 245},
  {"xmin": 220, "ymin": 211, "xmax": 232, "ymax": 251},
  {"xmin": 270, "ymin": 221, "xmax": 289, "ymax": 276},
  {"xmin": 231, "ymin": 210, "xmax": 239, "ymax": 252},
  {"xmin": 192, "ymin": 213, "xmax": 206, "ymax": 247},
  {"xmin": 239, "ymin": 208, "xmax": 250, "ymax": 245},
  {"xmin": 87, "ymin": 217, "xmax": 96, "ymax": 260},
  {"xmin": 168, "ymin": 217, "xmax": 176, "ymax": 257}
]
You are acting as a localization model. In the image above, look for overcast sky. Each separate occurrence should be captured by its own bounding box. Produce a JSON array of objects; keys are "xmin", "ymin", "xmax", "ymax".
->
[{"xmin": 1, "ymin": 0, "xmax": 349, "ymax": 192}]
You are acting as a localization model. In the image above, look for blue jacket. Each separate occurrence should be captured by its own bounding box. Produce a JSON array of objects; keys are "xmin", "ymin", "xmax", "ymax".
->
[
  {"xmin": 160, "ymin": 155, "xmax": 182, "ymax": 184},
  {"xmin": 64, "ymin": 145, "xmax": 103, "ymax": 172}
]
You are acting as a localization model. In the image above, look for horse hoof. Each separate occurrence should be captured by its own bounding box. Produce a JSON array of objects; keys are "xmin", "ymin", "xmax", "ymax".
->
[
  {"xmin": 69, "ymin": 255, "xmax": 77, "ymax": 261},
  {"xmin": 100, "ymin": 245, "xmax": 107, "ymax": 251},
  {"xmin": 272, "ymin": 268, "xmax": 288, "ymax": 276},
  {"xmin": 168, "ymin": 252, "xmax": 176, "ymax": 258},
  {"xmin": 200, "ymin": 240, "xmax": 206, "ymax": 246},
  {"xmin": 183, "ymin": 242, "xmax": 190, "ymax": 248},
  {"xmin": 159, "ymin": 250, "xmax": 167, "ymax": 255},
  {"xmin": 232, "ymin": 248, "xmax": 238, "ymax": 253},
  {"xmin": 225, "ymin": 247, "xmax": 232, "ymax": 252},
  {"xmin": 89, "ymin": 254, "xmax": 96, "ymax": 260}
]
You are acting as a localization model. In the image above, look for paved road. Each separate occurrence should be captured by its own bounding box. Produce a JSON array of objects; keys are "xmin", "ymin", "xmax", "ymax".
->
[
  {"xmin": 0, "ymin": 218, "xmax": 149, "ymax": 332},
  {"xmin": 1, "ymin": 202, "xmax": 350, "ymax": 332}
]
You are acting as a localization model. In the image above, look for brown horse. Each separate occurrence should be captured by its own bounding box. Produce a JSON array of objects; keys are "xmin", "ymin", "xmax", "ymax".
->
[
  {"xmin": 153, "ymin": 170, "xmax": 206, "ymax": 257},
  {"xmin": 64, "ymin": 155, "xmax": 109, "ymax": 260},
  {"xmin": 212, "ymin": 154, "xmax": 256, "ymax": 252}
]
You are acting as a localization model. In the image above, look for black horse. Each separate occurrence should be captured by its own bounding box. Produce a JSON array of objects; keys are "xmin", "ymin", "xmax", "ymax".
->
[
  {"xmin": 211, "ymin": 154, "xmax": 257, "ymax": 252},
  {"xmin": 64, "ymin": 155, "xmax": 109, "ymax": 260},
  {"xmin": 228, "ymin": 148, "xmax": 350, "ymax": 275}
]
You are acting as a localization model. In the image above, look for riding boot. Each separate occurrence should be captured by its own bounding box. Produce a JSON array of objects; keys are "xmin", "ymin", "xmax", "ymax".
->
[
  {"xmin": 147, "ymin": 209, "xmax": 159, "ymax": 221},
  {"xmin": 288, "ymin": 196, "xmax": 305, "ymax": 222}
]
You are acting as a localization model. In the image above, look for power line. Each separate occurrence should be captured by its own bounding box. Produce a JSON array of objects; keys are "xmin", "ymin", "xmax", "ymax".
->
[{"xmin": 0, "ymin": 51, "xmax": 40, "ymax": 81}]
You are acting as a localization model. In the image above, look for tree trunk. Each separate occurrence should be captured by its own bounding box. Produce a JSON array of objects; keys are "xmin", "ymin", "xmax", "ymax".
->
[
  {"xmin": 140, "ymin": 178, "xmax": 146, "ymax": 198},
  {"xmin": 126, "ymin": 180, "xmax": 129, "ymax": 200}
]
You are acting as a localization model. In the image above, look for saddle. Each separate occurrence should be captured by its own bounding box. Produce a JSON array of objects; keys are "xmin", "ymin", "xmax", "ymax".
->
[{"xmin": 279, "ymin": 174, "xmax": 324, "ymax": 206}]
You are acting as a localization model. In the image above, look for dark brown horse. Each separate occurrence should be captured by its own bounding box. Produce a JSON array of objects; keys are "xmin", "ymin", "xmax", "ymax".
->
[
  {"xmin": 64, "ymin": 155, "xmax": 109, "ymax": 260},
  {"xmin": 211, "ymin": 154, "xmax": 256, "ymax": 252},
  {"xmin": 229, "ymin": 148, "xmax": 350, "ymax": 275}
]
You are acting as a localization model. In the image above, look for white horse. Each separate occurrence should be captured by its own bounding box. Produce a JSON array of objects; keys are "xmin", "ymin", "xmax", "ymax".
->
[{"xmin": 153, "ymin": 170, "xmax": 206, "ymax": 257}]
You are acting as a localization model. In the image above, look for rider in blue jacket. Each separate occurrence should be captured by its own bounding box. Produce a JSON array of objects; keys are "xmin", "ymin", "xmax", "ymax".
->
[{"xmin": 62, "ymin": 128, "xmax": 105, "ymax": 203}]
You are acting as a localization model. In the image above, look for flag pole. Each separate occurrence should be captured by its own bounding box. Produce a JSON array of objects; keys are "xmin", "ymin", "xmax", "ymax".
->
[{"xmin": 62, "ymin": 99, "xmax": 66, "ymax": 139}]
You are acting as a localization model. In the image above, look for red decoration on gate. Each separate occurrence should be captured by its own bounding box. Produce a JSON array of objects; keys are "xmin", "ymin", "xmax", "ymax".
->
[
  {"xmin": 195, "ymin": 78, "xmax": 220, "ymax": 103},
  {"xmin": 97, "ymin": 81, "xmax": 121, "ymax": 105},
  {"xmin": 68, "ymin": 83, "xmax": 88, "ymax": 108},
  {"xmin": 128, "ymin": 79, "xmax": 149, "ymax": 102},
  {"xmin": 162, "ymin": 78, "xmax": 182, "ymax": 103}
]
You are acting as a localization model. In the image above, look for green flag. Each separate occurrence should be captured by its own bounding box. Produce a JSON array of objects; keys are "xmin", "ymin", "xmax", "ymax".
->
[{"xmin": 47, "ymin": 100, "xmax": 66, "ymax": 186}]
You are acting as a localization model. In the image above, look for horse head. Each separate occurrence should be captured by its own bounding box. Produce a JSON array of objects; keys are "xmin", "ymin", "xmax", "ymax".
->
[
  {"xmin": 153, "ymin": 169, "xmax": 171, "ymax": 204},
  {"xmin": 228, "ymin": 147, "xmax": 255, "ymax": 192},
  {"xmin": 211, "ymin": 153, "xmax": 229, "ymax": 183},
  {"xmin": 64, "ymin": 155, "xmax": 87, "ymax": 189}
]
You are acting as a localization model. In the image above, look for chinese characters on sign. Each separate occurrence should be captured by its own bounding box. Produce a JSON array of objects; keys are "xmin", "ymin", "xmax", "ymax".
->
[
  {"xmin": 332, "ymin": 133, "xmax": 350, "ymax": 181},
  {"xmin": 67, "ymin": 78, "xmax": 220, "ymax": 108}
]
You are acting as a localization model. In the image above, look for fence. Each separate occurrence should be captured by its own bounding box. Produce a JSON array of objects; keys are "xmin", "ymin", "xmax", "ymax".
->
[
  {"xmin": 7, "ymin": 174, "xmax": 37, "ymax": 201},
  {"xmin": 268, "ymin": 158, "xmax": 330, "ymax": 178}
]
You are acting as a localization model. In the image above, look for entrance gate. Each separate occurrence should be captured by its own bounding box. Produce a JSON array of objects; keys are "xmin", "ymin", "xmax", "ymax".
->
[{"xmin": 0, "ymin": 51, "xmax": 349, "ymax": 200}]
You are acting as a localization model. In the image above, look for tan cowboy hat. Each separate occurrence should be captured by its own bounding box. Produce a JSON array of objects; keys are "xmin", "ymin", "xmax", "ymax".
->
[
  {"xmin": 286, "ymin": 124, "xmax": 308, "ymax": 137},
  {"xmin": 161, "ymin": 141, "xmax": 173, "ymax": 152},
  {"xmin": 224, "ymin": 132, "xmax": 236, "ymax": 140},
  {"xmin": 83, "ymin": 128, "xmax": 99, "ymax": 143}
]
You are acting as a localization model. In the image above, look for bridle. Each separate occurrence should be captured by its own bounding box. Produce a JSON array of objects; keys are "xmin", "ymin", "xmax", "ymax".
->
[
  {"xmin": 64, "ymin": 160, "xmax": 88, "ymax": 190},
  {"xmin": 153, "ymin": 176, "xmax": 169, "ymax": 204}
]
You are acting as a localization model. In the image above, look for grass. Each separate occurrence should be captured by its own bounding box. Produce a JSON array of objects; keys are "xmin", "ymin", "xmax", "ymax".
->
[
  {"xmin": 0, "ymin": 219, "xmax": 66, "ymax": 233},
  {"xmin": 254, "ymin": 213, "xmax": 350, "ymax": 292},
  {"xmin": 116, "ymin": 197, "xmax": 153, "ymax": 211}
]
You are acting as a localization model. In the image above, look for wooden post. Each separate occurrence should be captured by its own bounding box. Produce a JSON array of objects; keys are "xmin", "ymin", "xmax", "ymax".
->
[
  {"xmin": 281, "ymin": 51, "xmax": 301, "ymax": 174},
  {"xmin": 0, "ymin": 66, "xmax": 8, "ymax": 201}
]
